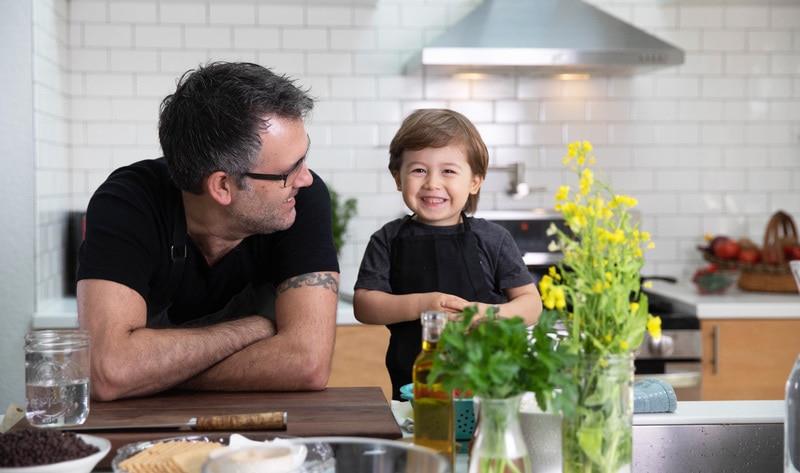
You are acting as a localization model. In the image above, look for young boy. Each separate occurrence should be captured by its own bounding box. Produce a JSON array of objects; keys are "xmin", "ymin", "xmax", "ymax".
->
[{"xmin": 353, "ymin": 109, "xmax": 542, "ymax": 399}]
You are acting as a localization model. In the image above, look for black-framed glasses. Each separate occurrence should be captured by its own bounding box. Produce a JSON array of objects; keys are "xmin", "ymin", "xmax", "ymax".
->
[{"xmin": 244, "ymin": 136, "xmax": 310, "ymax": 188}]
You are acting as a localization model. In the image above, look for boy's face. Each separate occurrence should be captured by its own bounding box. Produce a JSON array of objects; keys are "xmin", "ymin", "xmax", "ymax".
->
[{"xmin": 394, "ymin": 145, "xmax": 483, "ymax": 226}]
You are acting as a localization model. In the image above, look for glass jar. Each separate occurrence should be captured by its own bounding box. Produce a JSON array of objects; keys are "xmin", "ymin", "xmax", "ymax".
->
[
  {"xmin": 24, "ymin": 329, "xmax": 91, "ymax": 427},
  {"xmin": 787, "ymin": 354, "xmax": 800, "ymax": 473},
  {"xmin": 469, "ymin": 394, "xmax": 531, "ymax": 473}
]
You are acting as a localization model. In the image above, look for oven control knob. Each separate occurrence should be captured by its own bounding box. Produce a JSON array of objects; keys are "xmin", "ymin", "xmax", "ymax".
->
[{"xmin": 648, "ymin": 334, "xmax": 674, "ymax": 357}]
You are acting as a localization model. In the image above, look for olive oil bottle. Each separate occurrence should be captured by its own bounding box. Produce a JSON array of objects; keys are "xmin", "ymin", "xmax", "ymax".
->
[{"xmin": 413, "ymin": 311, "xmax": 455, "ymax": 465}]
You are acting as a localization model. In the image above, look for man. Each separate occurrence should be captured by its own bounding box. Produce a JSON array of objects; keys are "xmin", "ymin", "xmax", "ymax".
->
[{"xmin": 77, "ymin": 62, "xmax": 339, "ymax": 401}]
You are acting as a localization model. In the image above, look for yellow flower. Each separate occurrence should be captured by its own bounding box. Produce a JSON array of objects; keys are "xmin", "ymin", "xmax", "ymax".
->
[
  {"xmin": 548, "ymin": 266, "xmax": 561, "ymax": 281},
  {"xmin": 620, "ymin": 340, "xmax": 629, "ymax": 350},
  {"xmin": 579, "ymin": 168, "xmax": 594, "ymax": 195},
  {"xmin": 582, "ymin": 140, "xmax": 593, "ymax": 153},
  {"xmin": 591, "ymin": 281, "xmax": 604, "ymax": 293},
  {"xmin": 604, "ymin": 334, "xmax": 612, "ymax": 343},
  {"xmin": 629, "ymin": 302, "xmax": 640, "ymax": 314},
  {"xmin": 647, "ymin": 241, "xmax": 656, "ymax": 250},
  {"xmin": 555, "ymin": 185, "xmax": 570, "ymax": 201},
  {"xmin": 647, "ymin": 315, "xmax": 662, "ymax": 341}
]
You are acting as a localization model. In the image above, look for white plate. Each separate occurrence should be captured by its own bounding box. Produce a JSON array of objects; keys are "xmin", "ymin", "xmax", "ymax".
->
[{"xmin": 0, "ymin": 434, "xmax": 110, "ymax": 473}]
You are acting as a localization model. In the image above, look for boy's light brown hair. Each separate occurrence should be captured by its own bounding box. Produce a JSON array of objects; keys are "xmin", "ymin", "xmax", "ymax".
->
[{"xmin": 388, "ymin": 109, "xmax": 488, "ymax": 214}]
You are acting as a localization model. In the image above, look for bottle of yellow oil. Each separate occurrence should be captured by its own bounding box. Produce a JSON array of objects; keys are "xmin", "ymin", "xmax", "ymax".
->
[{"xmin": 413, "ymin": 311, "xmax": 454, "ymax": 466}]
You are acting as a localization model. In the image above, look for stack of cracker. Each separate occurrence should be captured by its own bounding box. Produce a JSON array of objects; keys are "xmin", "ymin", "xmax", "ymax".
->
[{"xmin": 118, "ymin": 440, "xmax": 224, "ymax": 473}]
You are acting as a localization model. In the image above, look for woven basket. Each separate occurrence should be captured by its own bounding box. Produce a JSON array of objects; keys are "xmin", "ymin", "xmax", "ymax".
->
[{"xmin": 737, "ymin": 211, "xmax": 798, "ymax": 293}]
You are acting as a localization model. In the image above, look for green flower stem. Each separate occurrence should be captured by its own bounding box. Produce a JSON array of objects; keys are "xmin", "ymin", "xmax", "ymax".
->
[{"xmin": 470, "ymin": 397, "xmax": 529, "ymax": 473}]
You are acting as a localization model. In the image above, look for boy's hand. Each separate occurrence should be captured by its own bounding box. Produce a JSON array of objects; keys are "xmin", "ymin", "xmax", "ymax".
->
[{"xmin": 421, "ymin": 292, "xmax": 469, "ymax": 314}]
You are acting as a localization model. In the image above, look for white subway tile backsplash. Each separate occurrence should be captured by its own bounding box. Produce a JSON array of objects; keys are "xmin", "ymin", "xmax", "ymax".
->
[
  {"xmin": 723, "ymin": 193, "xmax": 768, "ymax": 215},
  {"xmin": 700, "ymin": 170, "xmax": 746, "ymax": 191},
  {"xmin": 587, "ymin": 101, "xmax": 630, "ymax": 121},
  {"xmin": 748, "ymin": 31, "xmax": 792, "ymax": 52},
  {"xmin": 655, "ymin": 77, "xmax": 699, "ymax": 98},
  {"xmin": 702, "ymin": 77, "xmax": 746, "ymax": 98},
  {"xmin": 564, "ymin": 124, "xmax": 609, "ymax": 145},
  {"xmin": 86, "ymin": 123, "xmax": 138, "ymax": 145},
  {"xmin": 283, "ymin": 28, "xmax": 328, "ymax": 50},
  {"xmin": 561, "ymin": 79, "xmax": 609, "ymax": 99},
  {"xmin": 771, "ymin": 193, "xmax": 800, "ymax": 215},
  {"xmin": 377, "ymin": 28, "xmax": 423, "ymax": 50},
  {"xmin": 423, "ymin": 77, "xmax": 470, "ymax": 100},
  {"xmin": 723, "ymin": 100, "xmax": 769, "ymax": 122},
  {"xmin": 747, "ymin": 170, "xmax": 792, "ymax": 191},
  {"xmin": 110, "ymin": 98, "xmax": 158, "ymax": 121},
  {"xmin": 185, "ymin": 27, "xmax": 231, "ymax": 49},
  {"xmin": 355, "ymin": 101, "xmax": 401, "ymax": 123},
  {"xmin": 631, "ymin": 101, "xmax": 678, "ymax": 121},
  {"xmin": 84, "ymin": 24, "xmax": 132, "ymax": 47},
  {"xmin": 330, "ymin": 124, "xmax": 379, "ymax": 146},
  {"xmin": 608, "ymin": 170, "xmax": 654, "ymax": 191},
  {"xmin": 446, "ymin": 101, "xmax": 493, "ymax": 122},
  {"xmin": 471, "ymin": 76, "xmax": 516, "ymax": 99},
  {"xmin": 70, "ymin": 1, "xmax": 106, "ymax": 22},
  {"xmin": 109, "ymin": 50, "xmax": 158, "ymax": 72},
  {"xmin": 209, "ymin": 4, "xmax": 256, "ymax": 25},
  {"xmin": 160, "ymin": 4, "xmax": 206, "ymax": 25},
  {"xmin": 109, "ymin": 2, "xmax": 157, "ymax": 23},
  {"xmin": 745, "ymin": 124, "xmax": 794, "ymax": 145},
  {"xmin": 771, "ymin": 7, "xmax": 800, "ymax": 29},
  {"xmin": 331, "ymin": 29, "xmax": 376, "ymax": 50},
  {"xmin": 258, "ymin": 5, "xmax": 304, "ymax": 26},
  {"xmin": 724, "ymin": 7, "xmax": 768, "ymax": 28},
  {"xmin": 354, "ymin": 5, "xmax": 400, "ymax": 27},
  {"xmin": 702, "ymin": 30, "xmax": 746, "ymax": 51},
  {"xmin": 772, "ymin": 54, "xmax": 800, "ymax": 75},
  {"xmin": 378, "ymin": 76, "xmax": 423, "ymax": 99},
  {"xmin": 159, "ymin": 50, "xmax": 209, "ymax": 73},
  {"xmin": 518, "ymin": 78, "xmax": 563, "ymax": 99},
  {"xmin": 637, "ymin": 194, "xmax": 679, "ymax": 214},
  {"xmin": 540, "ymin": 101, "xmax": 586, "ymax": 122},
  {"xmin": 71, "ymin": 98, "xmax": 110, "ymax": 120},
  {"xmin": 679, "ymin": 6, "xmax": 723, "ymax": 28},
  {"xmin": 308, "ymin": 53, "xmax": 353, "ymax": 74},
  {"xmin": 84, "ymin": 73, "xmax": 134, "ymax": 96},
  {"xmin": 308, "ymin": 6, "xmax": 352, "ymax": 26},
  {"xmin": 656, "ymin": 216, "xmax": 702, "ymax": 238},
  {"xmin": 333, "ymin": 171, "xmax": 379, "ymax": 194},
  {"xmin": 258, "ymin": 52, "xmax": 305, "ymax": 75},
  {"xmin": 679, "ymin": 53, "xmax": 723, "ymax": 74},
  {"xmin": 609, "ymin": 124, "xmax": 656, "ymax": 144},
  {"xmin": 655, "ymin": 124, "xmax": 699, "ymax": 145},
  {"xmin": 134, "ymin": 26, "xmax": 182, "ymax": 48},
  {"xmin": 70, "ymin": 48, "xmax": 108, "ymax": 71},
  {"xmin": 726, "ymin": 54, "xmax": 768, "ymax": 75},
  {"xmin": 633, "ymin": 5, "xmax": 678, "ymax": 29},
  {"xmin": 518, "ymin": 124, "xmax": 562, "ymax": 146},
  {"xmin": 701, "ymin": 124, "xmax": 746, "ymax": 145},
  {"xmin": 770, "ymin": 101, "xmax": 800, "ymax": 121},
  {"xmin": 495, "ymin": 101, "xmax": 539, "ymax": 123},
  {"xmin": 353, "ymin": 52, "xmax": 401, "ymax": 74},
  {"xmin": 400, "ymin": 5, "xmax": 447, "ymax": 28},
  {"xmin": 474, "ymin": 123, "xmax": 516, "ymax": 146},
  {"xmin": 234, "ymin": 28, "xmax": 280, "ymax": 50},
  {"xmin": 401, "ymin": 100, "xmax": 447, "ymax": 116},
  {"xmin": 679, "ymin": 193, "xmax": 723, "ymax": 214},
  {"xmin": 493, "ymin": 147, "xmax": 539, "ymax": 167},
  {"xmin": 678, "ymin": 101, "xmax": 722, "ymax": 121}
]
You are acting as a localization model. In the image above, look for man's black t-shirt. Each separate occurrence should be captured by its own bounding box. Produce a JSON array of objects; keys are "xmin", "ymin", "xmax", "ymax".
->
[{"xmin": 77, "ymin": 158, "xmax": 339, "ymax": 325}]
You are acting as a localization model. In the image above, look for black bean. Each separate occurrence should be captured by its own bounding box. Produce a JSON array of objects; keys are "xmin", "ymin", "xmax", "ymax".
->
[{"xmin": 0, "ymin": 429, "xmax": 99, "ymax": 467}]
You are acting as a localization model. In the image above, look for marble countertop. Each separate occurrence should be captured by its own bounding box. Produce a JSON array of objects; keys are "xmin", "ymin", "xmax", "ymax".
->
[
  {"xmin": 646, "ymin": 280, "xmax": 800, "ymax": 319},
  {"xmin": 32, "ymin": 296, "xmax": 361, "ymax": 328},
  {"xmin": 632, "ymin": 400, "xmax": 783, "ymax": 425}
]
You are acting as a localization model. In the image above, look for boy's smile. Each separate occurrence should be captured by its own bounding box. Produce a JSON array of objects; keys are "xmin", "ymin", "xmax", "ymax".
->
[{"xmin": 395, "ymin": 145, "xmax": 483, "ymax": 226}]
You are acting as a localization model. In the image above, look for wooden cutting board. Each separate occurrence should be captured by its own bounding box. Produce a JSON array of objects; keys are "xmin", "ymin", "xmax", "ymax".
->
[{"xmin": 79, "ymin": 387, "xmax": 402, "ymax": 469}]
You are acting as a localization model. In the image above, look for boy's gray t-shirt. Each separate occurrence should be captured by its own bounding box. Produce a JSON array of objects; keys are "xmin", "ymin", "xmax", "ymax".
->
[{"xmin": 354, "ymin": 216, "xmax": 534, "ymax": 301}]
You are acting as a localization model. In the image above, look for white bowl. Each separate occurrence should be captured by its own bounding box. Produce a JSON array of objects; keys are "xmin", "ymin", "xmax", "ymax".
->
[
  {"xmin": 790, "ymin": 261, "xmax": 800, "ymax": 292},
  {"xmin": 0, "ymin": 434, "xmax": 110, "ymax": 473}
]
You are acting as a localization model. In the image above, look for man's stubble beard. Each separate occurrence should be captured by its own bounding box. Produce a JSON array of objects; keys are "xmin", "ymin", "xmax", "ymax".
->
[{"xmin": 230, "ymin": 195, "xmax": 296, "ymax": 236}]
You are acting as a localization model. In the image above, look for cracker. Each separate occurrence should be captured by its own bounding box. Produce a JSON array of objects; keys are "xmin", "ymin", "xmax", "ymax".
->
[{"xmin": 120, "ymin": 440, "xmax": 221, "ymax": 473}]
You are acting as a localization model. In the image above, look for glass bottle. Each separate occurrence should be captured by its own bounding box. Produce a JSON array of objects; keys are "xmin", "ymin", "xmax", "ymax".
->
[
  {"xmin": 24, "ymin": 329, "xmax": 91, "ymax": 427},
  {"xmin": 787, "ymin": 355, "xmax": 800, "ymax": 473},
  {"xmin": 413, "ymin": 311, "xmax": 455, "ymax": 466}
]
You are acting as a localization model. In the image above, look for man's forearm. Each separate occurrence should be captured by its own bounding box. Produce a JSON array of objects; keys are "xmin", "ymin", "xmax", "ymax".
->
[{"xmin": 93, "ymin": 316, "xmax": 272, "ymax": 400}]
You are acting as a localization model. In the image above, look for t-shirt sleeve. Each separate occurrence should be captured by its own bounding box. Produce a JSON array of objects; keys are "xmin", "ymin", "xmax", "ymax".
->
[
  {"xmin": 354, "ymin": 227, "xmax": 393, "ymax": 293},
  {"xmin": 266, "ymin": 171, "xmax": 340, "ymax": 284},
  {"xmin": 494, "ymin": 227, "xmax": 535, "ymax": 290},
  {"xmin": 77, "ymin": 183, "xmax": 161, "ymax": 301}
]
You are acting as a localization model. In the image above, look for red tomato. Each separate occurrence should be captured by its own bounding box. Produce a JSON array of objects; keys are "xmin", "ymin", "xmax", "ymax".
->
[
  {"xmin": 713, "ymin": 239, "xmax": 741, "ymax": 260},
  {"xmin": 738, "ymin": 248, "xmax": 761, "ymax": 264},
  {"xmin": 784, "ymin": 245, "xmax": 800, "ymax": 261}
]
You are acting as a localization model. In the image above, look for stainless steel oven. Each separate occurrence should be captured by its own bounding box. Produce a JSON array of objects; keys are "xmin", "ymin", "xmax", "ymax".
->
[{"xmin": 477, "ymin": 210, "xmax": 703, "ymax": 401}]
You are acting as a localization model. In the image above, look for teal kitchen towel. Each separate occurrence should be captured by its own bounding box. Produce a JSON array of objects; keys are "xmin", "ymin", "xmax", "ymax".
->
[{"xmin": 634, "ymin": 378, "xmax": 678, "ymax": 413}]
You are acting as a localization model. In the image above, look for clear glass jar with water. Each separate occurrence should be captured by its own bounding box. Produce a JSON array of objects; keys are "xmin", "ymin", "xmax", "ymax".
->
[
  {"xmin": 25, "ymin": 329, "xmax": 90, "ymax": 427},
  {"xmin": 787, "ymin": 354, "xmax": 800, "ymax": 473}
]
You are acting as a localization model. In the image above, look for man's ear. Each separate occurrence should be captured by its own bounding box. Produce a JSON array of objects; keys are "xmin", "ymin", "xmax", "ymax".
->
[{"xmin": 205, "ymin": 171, "xmax": 234, "ymax": 206}]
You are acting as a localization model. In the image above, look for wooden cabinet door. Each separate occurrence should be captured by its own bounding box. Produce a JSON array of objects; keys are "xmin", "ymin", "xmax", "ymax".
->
[
  {"xmin": 701, "ymin": 319, "xmax": 800, "ymax": 400},
  {"xmin": 327, "ymin": 325, "xmax": 392, "ymax": 401}
]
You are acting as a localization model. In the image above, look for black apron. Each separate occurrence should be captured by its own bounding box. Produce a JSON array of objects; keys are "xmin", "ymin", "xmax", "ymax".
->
[{"xmin": 386, "ymin": 214, "xmax": 505, "ymax": 400}]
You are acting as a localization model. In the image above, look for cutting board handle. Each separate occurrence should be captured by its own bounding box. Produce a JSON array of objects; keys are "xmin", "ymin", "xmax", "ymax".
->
[{"xmin": 194, "ymin": 412, "xmax": 287, "ymax": 431}]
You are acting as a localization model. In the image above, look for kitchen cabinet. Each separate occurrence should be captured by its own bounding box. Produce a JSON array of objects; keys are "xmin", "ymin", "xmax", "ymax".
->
[
  {"xmin": 327, "ymin": 325, "xmax": 392, "ymax": 400},
  {"xmin": 701, "ymin": 318, "xmax": 800, "ymax": 400}
]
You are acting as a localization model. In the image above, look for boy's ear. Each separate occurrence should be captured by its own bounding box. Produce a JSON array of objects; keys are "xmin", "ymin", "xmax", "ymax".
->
[
  {"xmin": 469, "ymin": 174, "xmax": 484, "ymax": 195},
  {"xmin": 391, "ymin": 171, "xmax": 402, "ymax": 191},
  {"xmin": 205, "ymin": 171, "xmax": 234, "ymax": 206}
]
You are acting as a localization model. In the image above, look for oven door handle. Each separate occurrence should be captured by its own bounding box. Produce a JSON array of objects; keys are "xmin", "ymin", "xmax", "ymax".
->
[{"xmin": 635, "ymin": 371, "xmax": 701, "ymax": 389}]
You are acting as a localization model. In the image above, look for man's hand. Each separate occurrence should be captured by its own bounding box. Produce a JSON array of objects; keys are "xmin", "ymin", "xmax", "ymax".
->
[{"xmin": 423, "ymin": 292, "xmax": 470, "ymax": 314}]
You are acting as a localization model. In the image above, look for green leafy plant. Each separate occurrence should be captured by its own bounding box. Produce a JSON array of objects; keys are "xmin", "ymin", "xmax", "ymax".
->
[{"xmin": 329, "ymin": 187, "xmax": 357, "ymax": 255}]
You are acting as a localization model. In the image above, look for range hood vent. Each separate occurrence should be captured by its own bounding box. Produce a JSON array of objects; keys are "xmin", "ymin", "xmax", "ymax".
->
[{"xmin": 419, "ymin": 0, "xmax": 684, "ymax": 75}]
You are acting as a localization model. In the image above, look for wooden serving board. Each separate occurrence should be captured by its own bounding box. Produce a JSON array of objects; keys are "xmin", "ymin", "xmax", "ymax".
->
[{"xmin": 78, "ymin": 387, "xmax": 401, "ymax": 469}]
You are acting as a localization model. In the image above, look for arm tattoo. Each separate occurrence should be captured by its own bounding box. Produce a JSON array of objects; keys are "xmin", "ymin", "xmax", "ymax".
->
[{"xmin": 277, "ymin": 272, "xmax": 339, "ymax": 295}]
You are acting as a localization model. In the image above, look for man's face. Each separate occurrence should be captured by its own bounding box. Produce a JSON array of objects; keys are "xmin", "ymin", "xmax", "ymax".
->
[{"xmin": 230, "ymin": 116, "xmax": 313, "ymax": 235}]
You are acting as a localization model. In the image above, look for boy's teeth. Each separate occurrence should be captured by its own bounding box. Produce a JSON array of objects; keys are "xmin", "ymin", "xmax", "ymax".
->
[{"xmin": 424, "ymin": 197, "xmax": 445, "ymax": 204}]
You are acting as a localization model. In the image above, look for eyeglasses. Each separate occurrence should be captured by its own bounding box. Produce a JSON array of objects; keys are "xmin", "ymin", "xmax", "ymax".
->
[{"xmin": 244, "ymin": 136, "xmax": 310, "ymax": 188}]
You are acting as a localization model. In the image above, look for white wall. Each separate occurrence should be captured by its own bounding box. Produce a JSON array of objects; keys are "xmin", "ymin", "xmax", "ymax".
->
[
  {"xmin": 35, "ymin": 0, "xmax": 71, "ymax": 302},
  {"xmin": 49, "ymin": 0, "xmax": 800, "ymax": 299},
  {"xmin": 0, "ymin": 0, "xmax": 35, "ymax": 408}
]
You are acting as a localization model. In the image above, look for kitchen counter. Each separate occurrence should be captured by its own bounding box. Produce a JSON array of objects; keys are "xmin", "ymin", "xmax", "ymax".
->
[
  {"xmin": 646, "ymin": 280, "xmax": 800, "ymax": 318},
  {"xmin": 33, "ymin": 296, "xmax": 361, "ymax": 328}
]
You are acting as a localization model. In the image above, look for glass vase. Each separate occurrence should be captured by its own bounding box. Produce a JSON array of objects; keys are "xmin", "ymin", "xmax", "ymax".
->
[
  {"xmin": 469, "ymin": 394, "xmax": 531, "ymax": 473},
  {"xmin": 562, "ymin": 353, "xmax": 634, "ymax": 473}
]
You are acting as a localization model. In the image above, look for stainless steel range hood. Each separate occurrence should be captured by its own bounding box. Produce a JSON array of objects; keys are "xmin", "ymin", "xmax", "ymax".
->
[{"xmin": 420, "ymin": 0, "xmax": 684, "ymax": 75}]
